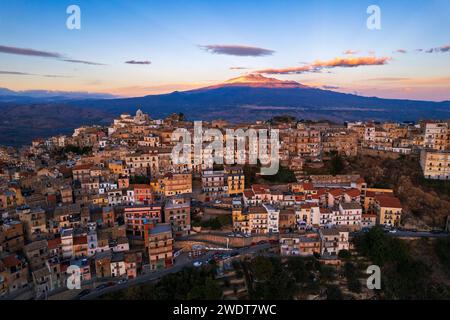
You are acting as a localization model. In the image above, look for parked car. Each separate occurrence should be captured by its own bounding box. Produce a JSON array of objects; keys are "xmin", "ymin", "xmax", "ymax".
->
[
  {"xmin": 95, "ymin": 284, "xmax": 109, "ymax": 291},
  {"xmin": 76, "ymin": 289, "xmax": 91, "ymax": 299},
  {"xmin": 193, "ymin": 261, "xmax": 203, "ymax": 267},
  {"xmin": 117, "ymin": 279, "xmax": 128, "ymax": 285}
]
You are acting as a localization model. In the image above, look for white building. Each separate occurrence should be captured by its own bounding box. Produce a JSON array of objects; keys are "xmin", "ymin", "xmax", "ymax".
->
[
  {"xmin": 61, "ymin": 228, "xmax": 74, "ymax": 260},
  {"xmin": 336, "ymin": 202, "xmax": 362, "ymax": 230},
  {"xmin": 110, "ymin": 253, "xmax": 127, "ymax": 277},
  {"xmin": 420, "ymin": 149, "xmax": 450, "ymax": 180},
  {"xmin": 87, "ymin": 223, "xmax": 98, "ymax": 257},
  {"xmin": 263, "ymin": 204, "xmax": 279, "ymax": 234},
  {"xmin": 319, "ymin": 228, "xmax": 349, "ymax": 256}
]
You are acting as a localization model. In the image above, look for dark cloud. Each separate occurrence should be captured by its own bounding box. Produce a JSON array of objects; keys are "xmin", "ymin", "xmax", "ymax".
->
[
  {"xmin": 42, "ymin": 74, "xmax": 72, "ymax": 78},
  {"xmin": 125, "ymin": 60, "xmax": 151, "ymax": 65},
  {"xmin": 395, "ymin": 49, "xmax": 407, "ymax": 54},
  {"xmin": 62, "ymin": 59, "xmax": 106, "ymax": 65},
  {"xmin": 0, "ymin": 70, "xmax": 32, "ymax": 75},
  {"xmin": 421, "ymin": 44, "xmax": 450, "ymax": 53},
  {"xmin": 0, "ymin": 44, "xmax": 105, "ymax": 65},
  {"xmin": 200, "ymin": 44, "xmax": 275, "ymax": 57},
  {"xmin": 343, "ymin": 50, "xmax": 358, "ymax": 55},
  {"xmin": 229, "ymin": 67, "xmax": 248, "ymax": 70},
  {"xmin": 0, "ymin": 70, "xmax": 70, "ymax": 78},
  {"xmin": 322, "ymin": 85, "xmax": 340, "ymax": 90},
  {"xmin": 0, "ymin": 45, "xmax": 62, "ymax": 58}
]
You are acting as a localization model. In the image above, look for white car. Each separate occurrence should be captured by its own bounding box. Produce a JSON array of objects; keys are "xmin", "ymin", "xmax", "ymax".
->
[
  {"xmin": 389, "ymin": 229, "xmax": 397, "ymax": 233},
  {"xmin": 193, "ymin": 261, "xmax": 203, "ymax": 267}
]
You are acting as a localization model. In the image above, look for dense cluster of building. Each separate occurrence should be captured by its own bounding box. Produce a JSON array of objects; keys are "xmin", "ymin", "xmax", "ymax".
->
[{"xmin": 0, "ymin": 109, "xmax": 448, "ymax": 298}]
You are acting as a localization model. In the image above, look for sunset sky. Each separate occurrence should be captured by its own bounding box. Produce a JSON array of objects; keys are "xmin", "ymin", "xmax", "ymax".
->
[{"xmin": 0, "ymin": 0, "xmax": 449, "ymax": 100}]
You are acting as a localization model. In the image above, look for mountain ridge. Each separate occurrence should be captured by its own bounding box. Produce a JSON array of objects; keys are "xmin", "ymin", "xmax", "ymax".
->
[{"xmin": 0, "ymin": 75, "xmax": 448, "ymax": 146}]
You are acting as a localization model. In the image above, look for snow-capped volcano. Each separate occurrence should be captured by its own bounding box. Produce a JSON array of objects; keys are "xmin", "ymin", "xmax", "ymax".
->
[{"xmin": 205, "ymin": 74, "xmax": 309, "ymax": 89}]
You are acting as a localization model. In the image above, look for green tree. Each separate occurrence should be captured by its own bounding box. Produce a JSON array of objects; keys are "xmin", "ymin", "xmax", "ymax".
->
[
  {"xmin": 251, "ymin": 256, "xmax": 274, "ymax": 281},
  {"xmin": 330, "ymin": 151, "xmax": 344, "ymax": 175},
  {"xmin": 338, "ymin": 249, "xmax": 351, "ymax": 260},
  {"xmin": 435, "ymin": 236, "xmax": 450, "ymax": 271},
  {"xmin": 326, "ymin": 285, "xmax": 343, "ymax": 300}
]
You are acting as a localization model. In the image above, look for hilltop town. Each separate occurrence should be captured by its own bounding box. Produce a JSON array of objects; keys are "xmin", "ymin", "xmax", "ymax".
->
[{"xmin": 0, "ymin": 110, "xmax": 449, "ymax": 300}]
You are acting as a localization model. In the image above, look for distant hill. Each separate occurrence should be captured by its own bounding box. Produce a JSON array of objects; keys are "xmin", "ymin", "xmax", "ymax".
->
[
  {"xmin": 0, "ymin": 74, "xmax": 449, "ymax": 146},
  {"xmin": 0, "ymin": 103, "xmax": 113, "ymax": 146},
  {"xmin": 0, "ymin": 88, "xmax": 117, "ymax": 103}
]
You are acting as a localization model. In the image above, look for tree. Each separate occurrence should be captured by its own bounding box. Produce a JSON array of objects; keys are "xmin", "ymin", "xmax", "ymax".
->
[
  {"xmin": 354, "ymin": 226, "xmax": 437, "ymax": 299},
  {"xmin": 435, "ymin": 236, "xmax": 450, "ymax": 271},
  {"xmin": 262, "ymin": 166, "xmax": 297, "ymax": 183},
  {"xmin": 326, "ymin": 285, "xmax": 343, "ymax": 300},
  {"xmin": 344, "ymin": 262, "xmax": 361, "ymax": 293},
  {"xmin": 251, "ymin": 256, "xmax": 274, "ymax": 281},
  {"xmin": 330, "ymin": 151, "xmax": 344, "ymax": 175},
  {"xmin": 102, "ymin": 266, "xmax": 222, "ymax": 300},
  {"xmin": 338, "ymin": 249, "xmax": 351, "ymax": 260}
]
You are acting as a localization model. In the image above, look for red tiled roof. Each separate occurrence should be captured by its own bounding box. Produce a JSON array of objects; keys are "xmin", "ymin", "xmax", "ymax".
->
[
  {"xmin": 300, "ymin": 203, "xmax": 316, "ymax": 209},
  {"xmin": 73, "ymin": 164, "xmax": 92, "ymax": 171},
  {"xmin": 248, "ymin": 206, "xmax": 267, "ymax": 214},
  {"xmin": 376, "ymin": 195, "xmax": 402, "ymax": 208},
  {"xmin": 73, "ymin": 236, "xmax": 88, "ymax": 246},
  {"xmin": 302, "ymin": 183, "xmax": 314, "ymax": 190},
  {"xmin": 328, "ymin": 188, "xmax": 344, "ymax": 197},
  {"xmin": 252, "ymin": 184, "xmax": 270, "ymax": 194},
  {"xmin": 320, "ymin": 207, "xmax": 332, "ymax": 213},
  {"xmin": 345, "ymin": 189, "xmax": 361, "ymax": 197},
  {"xmin": 1, "ymin": 255, "xmax": 21, "ymax": 268},
  {"xmin": 47, "ymin": 238, "xmax": 61, "ymax": 250},
  {"xmin": 132, "ymin": 184, "xmax": 152, "ymax": 189},
  {"xmin": 243, "ymin": 189, "xmax": 255, "ymax": 198}
]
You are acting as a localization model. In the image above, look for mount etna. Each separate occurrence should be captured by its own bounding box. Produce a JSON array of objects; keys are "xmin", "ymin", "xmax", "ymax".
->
[{"xmin": 0, "ymin": 74, "xmax": 448, "ymax": 146}]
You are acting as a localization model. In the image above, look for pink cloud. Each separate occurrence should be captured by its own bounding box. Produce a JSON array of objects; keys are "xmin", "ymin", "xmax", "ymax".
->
[{"xmin": 254, "ymin": 56, "xmax": 390, "ymax": 75}]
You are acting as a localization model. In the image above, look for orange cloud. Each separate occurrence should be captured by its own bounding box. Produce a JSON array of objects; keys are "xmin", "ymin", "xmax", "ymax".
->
[
  {"xmin": 254, "ymin": 65, "xmax": 314, "ymax": 75},
  {"xmin": 312, "ymin": 56, "xmax": 390, "ymax": 68},
  {"xmin": 254, "ymin": 56, "xmax": 390, "ymax": 75}
]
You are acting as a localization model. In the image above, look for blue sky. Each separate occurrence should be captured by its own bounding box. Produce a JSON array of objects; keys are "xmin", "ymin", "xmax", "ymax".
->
[{"xmin": 0, "ymin": 0, "xmax": 449, "ymax": 100}]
